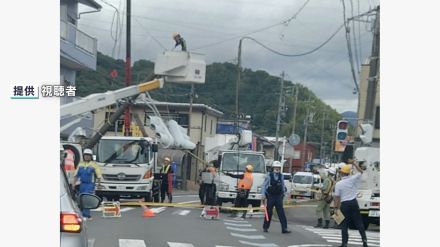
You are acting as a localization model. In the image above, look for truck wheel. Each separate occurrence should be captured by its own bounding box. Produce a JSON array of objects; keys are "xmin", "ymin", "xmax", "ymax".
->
[
  {"xmin": 144, "ymin": 192, "xmax": 152, "ymax": 202},
  {"xmin": 251, "ymin": 201, "xmax": 261, "ymax": 207},
  {"xmin": 362, "ymin": 215, "xmax": 370, "ymax": 230}
]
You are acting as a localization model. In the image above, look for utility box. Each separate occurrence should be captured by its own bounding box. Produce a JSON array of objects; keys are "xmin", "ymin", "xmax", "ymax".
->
[{"xmin": 154, "ymin": 51, "xmax": 206, "ymax": 84}]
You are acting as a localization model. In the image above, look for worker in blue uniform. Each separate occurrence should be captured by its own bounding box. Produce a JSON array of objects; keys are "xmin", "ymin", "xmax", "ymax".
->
[
  {"xmin": 73, "ymin": 149, "xmax": 102, "ymax": 219},
  {"xmin": 261, "ymin": 161, "xmax": 291, "ymax": 233}
]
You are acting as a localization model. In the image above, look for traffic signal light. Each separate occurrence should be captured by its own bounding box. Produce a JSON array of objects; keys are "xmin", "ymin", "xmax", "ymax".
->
[
  {"xmin": 359, "ymin": 123, "xmax": 373, "ymax": 144},
  {"xmin": 336, "ymin": 120, "xmax": 349, "ymax": 141}
]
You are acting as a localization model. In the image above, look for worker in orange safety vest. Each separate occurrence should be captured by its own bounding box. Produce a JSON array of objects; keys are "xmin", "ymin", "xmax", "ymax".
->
[{"xmin": 225, "ymin": 164, "xmax": 254, "ymax": 218}]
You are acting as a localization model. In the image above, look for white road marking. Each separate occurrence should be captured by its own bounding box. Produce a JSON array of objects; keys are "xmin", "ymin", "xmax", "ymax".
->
[
  {"xmin": 88, "ymin": 238, "xmax": 95, "ymax": 247},
  {"xmin": 224, "ymin": 219, "xmax": 249, "ymax": 223},
  {"xmin": 326, "ymin": 240, "xmax": 380, "ymax": 246},
  {"xmin": 302, "ymin": 226, "xmax": 380, "ymax": 246},
  {"xmin": 119, "ymin": 239, "xmax": 147, "ymax": 247},
  {"xmin": 226, "ymin": 226, "xmax": 257, "ymax": 232},
  {"xmin": 177, "ymin": 210, "xmax": 191, "ymax": 216},
  {"xmin": 224, "ymin": 222, "xmax": 253, "ymax": 227},
  {"xmin": 287, "ymin": 245, "xmax": 332, "ymax": 247},
  {"xmin": 167, "ymin": 242, "xmax": 195, "ymax": 247},
  {"xmin": 150, "ymin": 207, "xmax": 167, "ymax": 214},
  {"xmin": 120, "ymin": 207, "xmax": 135, "ymax": 212},
  {"xmin": 230, "ymin": 232, "xmax": 266, "ymax": 240},
  {"xmin": 319, "ymin": 235, "xmax": 380, "ymax": 243},
  {"xmin": 238, "ymin": 240, "xmax": 278, "ymax": 247}
]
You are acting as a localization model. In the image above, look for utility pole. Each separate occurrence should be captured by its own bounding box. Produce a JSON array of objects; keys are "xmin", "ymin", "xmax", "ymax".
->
[
  {"xmin": 319, "ymin": 110, "xmax": 327, "ymax": 165},
  {"xmin": 301, "ymin": 96, "xmax": 312, "ymax": 167},
  {"xmin": 291, "ymin": 85, "xmax": 299, "ymax": 136},
  {"xmin": 123, "ymin": 0, "xmax": 132, "ymax": 136},
  {"xmin": 182, "ymin": 84, "xmax": 194, "ymax": 190},
  {"xmin": 235, "ymin": 39, "xmax": 242, "ymax": 137},
  {"xmin": 364, "ymin": 6, "xmax": 380, "ymax": 121},
  {"xmin": 275, "ymin": 71, "xmax": 285, "ymax": 160}
]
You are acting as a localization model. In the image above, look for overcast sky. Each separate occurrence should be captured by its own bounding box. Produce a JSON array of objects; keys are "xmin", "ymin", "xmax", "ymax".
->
[{"xmin": 78, "ymin": 0, "xmax": 380, "ymax": 113}]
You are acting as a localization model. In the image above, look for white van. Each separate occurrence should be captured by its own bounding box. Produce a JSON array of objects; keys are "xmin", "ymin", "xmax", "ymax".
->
[
  {"xmin": 282, "ymin": 173, "xmax": 293, "ymax": 199},
  {"xmin": 292, "ymin": 172, "xmax": 322, "ymax": 199}
]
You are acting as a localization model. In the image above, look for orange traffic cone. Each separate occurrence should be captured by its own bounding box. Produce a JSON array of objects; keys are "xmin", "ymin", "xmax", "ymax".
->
[{"xmin": 142, "ymin": 206, "xmax": 155, "ymax": 217}]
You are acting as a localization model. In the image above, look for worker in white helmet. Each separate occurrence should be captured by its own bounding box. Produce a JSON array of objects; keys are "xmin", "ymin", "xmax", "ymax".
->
[
  {"xmin": 261, "ymin": 161, "xmax": 291, "ymax": 234},
  {"xmin": 172, "ymin": 32, "xmax": 187, "ymax": 51},
  {"xmin": 73, "ymin": 148, "xmax": 102, "ymax": 220}
]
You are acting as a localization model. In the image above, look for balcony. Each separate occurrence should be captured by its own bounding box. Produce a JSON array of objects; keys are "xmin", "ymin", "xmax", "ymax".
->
[{"xmin": 60, "ymin": 19, "xmax": 97, "ymax": 70}]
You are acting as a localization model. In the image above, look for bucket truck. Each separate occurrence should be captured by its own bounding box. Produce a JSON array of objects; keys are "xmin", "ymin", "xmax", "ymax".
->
[
  {"xmin": 60, "ymin": 51, "xmax": 206, "ymax": 201},
  {"xmin": 205, "ymin": 130, "xmax": 267, "ymax": 207}
]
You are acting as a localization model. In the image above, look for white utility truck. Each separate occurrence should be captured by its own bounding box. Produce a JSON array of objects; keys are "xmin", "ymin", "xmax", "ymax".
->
[{"xmin": 214, "ymin": 150, "xmax": 267, "ymax": 207}]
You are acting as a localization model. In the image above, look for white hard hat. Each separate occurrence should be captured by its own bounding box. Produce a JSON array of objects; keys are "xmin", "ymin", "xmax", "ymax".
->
[
  {"xmin": 83, "ymin": 149, "xmax": 93, "ymax": 155},
  {"xmin": 328, "ymin": 167, "xmax": 336, "ymax": 175},
  {"xmin": 272, "ymin": 161, "xmax": 282, "ymax": 168}
]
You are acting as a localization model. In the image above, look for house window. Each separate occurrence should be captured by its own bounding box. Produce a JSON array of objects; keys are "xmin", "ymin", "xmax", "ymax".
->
[
  {"xmin": 210, "ymin": 119, "xmax": 213, "ymax": 135},
  {"xmin": 178, "ymin": 114, "xmax": 189, "ymax": 128}
]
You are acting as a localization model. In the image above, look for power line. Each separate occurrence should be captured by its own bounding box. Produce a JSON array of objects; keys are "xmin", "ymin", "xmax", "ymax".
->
[
  {"xmin": 350, "ymin": 0, "xmax": 360, "ymax": 73},
  {"xmin": 341, "ymin": 0, "xmax": 359, "ymax": 93},
  {"xmin": 133, "ymin": 17, "xmax": 167, "ymax": 51},
  {"xmin": 192, "ymin": 0, "xmax": 311, "ymax": 50},
  {"xmin": 238, "ymin": 24, "xmax": 343, "ymax": 57}
]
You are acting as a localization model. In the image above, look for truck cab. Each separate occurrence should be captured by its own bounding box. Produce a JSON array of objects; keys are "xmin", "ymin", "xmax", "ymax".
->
[
  {"xmin": 354, "ymin": 146, "xmax": 380, "ymax": 230},
  {"xmin": 94, "ymin": 136, "xmax": 157, "ymax": 202},
  {"xmin": 214, "ymin": 150, "xmax": 266, "ymax": 207}
]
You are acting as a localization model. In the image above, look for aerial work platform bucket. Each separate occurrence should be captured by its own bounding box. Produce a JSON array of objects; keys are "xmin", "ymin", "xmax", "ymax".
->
[{"xmin": 154, "ymin": 51, "xmax": 206, "ymax": 84}]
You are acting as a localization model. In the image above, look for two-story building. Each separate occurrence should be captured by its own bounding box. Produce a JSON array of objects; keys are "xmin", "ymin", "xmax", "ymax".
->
[{"xmin": 60, "ymin": 0, "xmax": 101, "ymax": 139}]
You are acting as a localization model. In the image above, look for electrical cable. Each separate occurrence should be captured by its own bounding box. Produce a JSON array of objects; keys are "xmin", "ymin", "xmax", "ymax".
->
[
  {"xmin": 341, "ymin": 0, "xmax": 359, "ymax": 93},
  {"xmin": 133, "ymin": 17, "xmax": 167, "ymax": 51},
  {"xmin": 192, "ymin": 0, "xmax": 311, "ymax": 50},
  {"xmin": 350, "ymin": 0, "xmax": 360, "ymax": 73},
  {"xmin": 238, "ymin": 24, "xmax": 343, "ymax": 57}
]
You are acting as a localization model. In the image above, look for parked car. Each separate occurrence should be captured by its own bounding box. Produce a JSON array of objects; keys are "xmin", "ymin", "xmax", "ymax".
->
[
  {"xmin": 292, "ymin": 171, "xmax": 316, "ymax": 199},
  {"xmin": 282, "ymin": 173, "xmax": 293, "ymax": 199},
  {"xmin": 60, "ymin": 166, "xmax": 101, "ymax": 247}
]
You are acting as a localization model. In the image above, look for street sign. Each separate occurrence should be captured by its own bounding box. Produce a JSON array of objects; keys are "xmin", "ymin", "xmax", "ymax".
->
[{"xmin": 288, "ymin": 134, "xmax": 300, "ymax": 145}]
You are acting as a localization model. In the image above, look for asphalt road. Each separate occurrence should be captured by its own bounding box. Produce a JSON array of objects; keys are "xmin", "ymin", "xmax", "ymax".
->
[{"xmin": 86, "ymin": 194, "xmax": 380, "ymax": 247}]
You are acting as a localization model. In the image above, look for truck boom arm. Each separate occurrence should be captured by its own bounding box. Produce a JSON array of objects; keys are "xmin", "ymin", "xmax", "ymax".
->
[{"xmin": 61, "ymin": 79, "xmax": 163, "ymax": 118}]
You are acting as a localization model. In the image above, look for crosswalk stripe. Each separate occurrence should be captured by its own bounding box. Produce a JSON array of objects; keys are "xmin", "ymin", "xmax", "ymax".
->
[
  {"xmin": 319, "ymin": 235, "xmax": 380, "ymax": 243},
  {"xmin": 167, "ymin": 242, "xmax": 195, "ymax": 247},
  {"xmin": 326, "ymin": 240, "xmax": 380, "ymax": 247},
  {"xmin": 224, "ymin": 222, "xmax": 253, "ymax": 227},
  {"xmin": 223, "ymin": 219, "xmax": 249, "ymax": 223},
  {"xmin": 287, "ymin": 245, "xmax": 332, "ymax": 247},
  {"xmin": 88, "ymin": 238, "xmax": 95, "ymax": 247},
  {"xmin": 172, "ymin": 209, "xmax": 191, "ymax": 216},
  {"xmin": 238, "ymin": 240, "xmax": 278, "ymax": 247},
  {"xmin": 120, "ymin": 207, "xmax": 135, "ymax": 212},
  {"xmin": 230, "ymin": 232, "xmax": 265, "ymax": 240},
  {"xmin": 226, "ymin": 226, "xmax": 257, "ymax": 232},
  {"xmin": 119, "ymin": 239, "xmax": 147, "ymax": 247},
  {"xmin": 150, "ymin": 207, "xmax": 167, "ymax": 214}
]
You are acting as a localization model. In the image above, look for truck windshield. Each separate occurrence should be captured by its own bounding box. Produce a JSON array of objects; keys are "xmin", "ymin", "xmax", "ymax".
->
[
  {"xmin": 293, "ymin": 175, "xmax": 313, "ymax": 184},
  {"xmin": 97, "ymin": 139, "xmax": 150, "ymax": 164},
  {"xmin": 221, "ymin": 152, "xmax": 265, "ymax": 173}
]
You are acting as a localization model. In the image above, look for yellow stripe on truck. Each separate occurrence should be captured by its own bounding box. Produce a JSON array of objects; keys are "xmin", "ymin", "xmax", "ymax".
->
[{"xmin": 137, "ymin": 79, "xmax": 164, "ymax": 93}]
